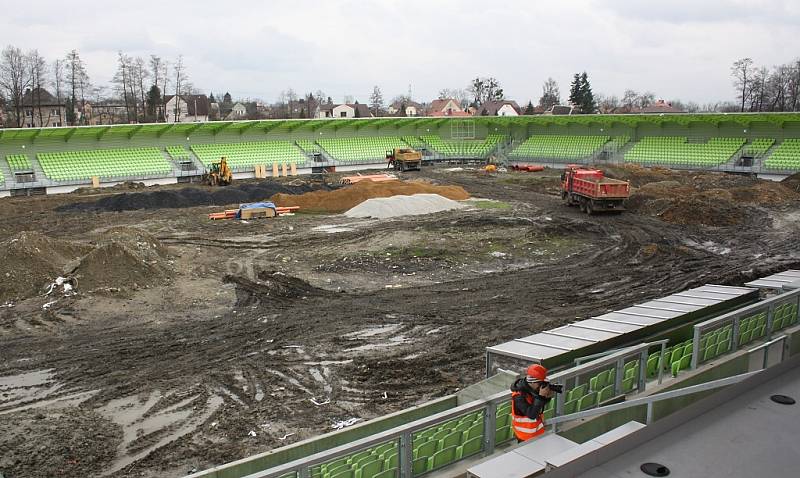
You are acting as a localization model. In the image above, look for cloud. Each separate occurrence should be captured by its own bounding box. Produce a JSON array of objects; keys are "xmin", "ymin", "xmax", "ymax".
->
[{"xmin": 0, "ymin": 0, "xmax": 797, "ymax": 104}]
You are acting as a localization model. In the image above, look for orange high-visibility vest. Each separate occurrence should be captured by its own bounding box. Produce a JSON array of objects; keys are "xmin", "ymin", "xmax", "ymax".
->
[{"xmin": 510, "ymin": 391, "xmax": 545, "ymax": 441}]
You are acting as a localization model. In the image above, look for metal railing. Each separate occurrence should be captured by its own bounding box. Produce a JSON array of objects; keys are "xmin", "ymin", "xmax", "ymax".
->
[
  {"xmin": 547, "ymin": 369, "xmax": 761, "ymax": 427},
  {"xmin": 691, "ymin": 288, "xmax": 800, "ymax": 369},
  {"xmin": 224, "ymin": 341, "xmax": 667, "ymax": 478}
]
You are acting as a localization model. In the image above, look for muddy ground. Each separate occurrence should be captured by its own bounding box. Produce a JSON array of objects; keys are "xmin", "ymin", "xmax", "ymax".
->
[{"xmin": 1, "ymin": 165, "xmax": 799, "ymax": 478}]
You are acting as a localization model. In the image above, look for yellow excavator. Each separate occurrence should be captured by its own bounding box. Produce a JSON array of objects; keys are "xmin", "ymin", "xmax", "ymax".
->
[
  {"xmin": 386, "ymin": 148, "xmax": 422, "ymax": 172},
  {"xmin": 204, "ymin": 156, "xmax": 233, "ymax": 186}
]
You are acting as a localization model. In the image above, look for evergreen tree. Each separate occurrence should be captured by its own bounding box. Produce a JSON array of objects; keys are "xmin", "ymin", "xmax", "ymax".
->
[
  {"xmin": 65, "ymin": 97, "xmax": 76, "ymax": 125},
  {"xmin": 578, "ymin": 72, "xmax": 596, "ymax": 114},
  {"xmin": 568, "ymin": 73, "xmax": 583, "ymax": 111},
  {"xmin": 524, "ymin": 101, "xmax": 535, "ymax": 115},
  {"xmin": 146, "ymin": 85, "xmax": 161, "ymax": 120}
]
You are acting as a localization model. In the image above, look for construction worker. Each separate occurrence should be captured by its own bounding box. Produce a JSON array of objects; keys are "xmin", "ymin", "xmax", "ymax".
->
[{"xmin": 510, "ymin": 364, "xmax": 554, "ymax": 442}]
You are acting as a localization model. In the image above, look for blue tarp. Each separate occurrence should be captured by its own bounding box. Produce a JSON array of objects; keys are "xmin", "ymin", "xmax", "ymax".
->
[{"xmin": 236, "ymin": 202, "xmax": 277, "ymax": 219}]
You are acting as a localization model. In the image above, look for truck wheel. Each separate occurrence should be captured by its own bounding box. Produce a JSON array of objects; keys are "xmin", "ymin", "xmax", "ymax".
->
[
  {"xmin": 578, "ymin": 199, "xmax": 586, "ymax": 213},
  {"xmin": 586, "ymin": 201, "xmax": 594, "ymax": 215}
]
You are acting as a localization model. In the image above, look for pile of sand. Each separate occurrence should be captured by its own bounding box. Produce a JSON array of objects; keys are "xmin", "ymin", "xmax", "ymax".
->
[
  {"xmin": 344, "ymin": 193, "xmax": 466, "ymax": 219},
  {"xmin": 271, "ymin": 180, "xmax": 470, "ymax": 213}
]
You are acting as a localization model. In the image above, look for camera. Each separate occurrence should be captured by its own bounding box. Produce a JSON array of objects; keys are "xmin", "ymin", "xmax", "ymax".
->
[{"xmin": 539, "ymin": 381, "xmax": 563, "ymax": 394}]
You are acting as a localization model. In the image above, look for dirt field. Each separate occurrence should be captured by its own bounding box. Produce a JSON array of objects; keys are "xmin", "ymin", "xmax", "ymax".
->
[{"xmin": 1, "ymin": 164, "xmax": 799, "ymax": 478}]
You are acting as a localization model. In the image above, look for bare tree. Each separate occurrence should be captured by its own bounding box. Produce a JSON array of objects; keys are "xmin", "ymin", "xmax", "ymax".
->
[
  {"xmin": 28, "ymin": 49, "xmax": 48, "ymax": 127},
  {"xmin": 437, "ymin": 88, "xmax": 469, "ymax": 108},
  {"xmin": 134, "ymin": 57, "xmax": 149, "ymax": 121},
  {"xmin": 369, "ymin": 85, "xmax": 383, "ymax": 116},
  {"xmin": 113, "ymin": 52, "xmax": 133, "ymax": 123},
  {"xmin": 538, "ymin": 77, "xmax": 560, "ymax": 110},
  {"xmin": 731, "ymin": 57, "xmax": 754, "ymax": 113},
  {"xmin": 172, "ymin": 55, "xmax": 186, "ymax": 122},
  {"xmin": 0, "ymin": 46, "xmax": 32, "ymax": 128},
  {"xmin": 65, "ymin": 49, "xmax": 89, "ymax": 125},
  {"xmin": 52, "ymin": 59, "xmax": 64, "ymax": 125}
]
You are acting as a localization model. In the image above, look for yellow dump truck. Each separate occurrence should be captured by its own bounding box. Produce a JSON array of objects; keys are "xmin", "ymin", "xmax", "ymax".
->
[{"xmin": 386, "ymin": 148, "xmax": 422, "ymax": 172}]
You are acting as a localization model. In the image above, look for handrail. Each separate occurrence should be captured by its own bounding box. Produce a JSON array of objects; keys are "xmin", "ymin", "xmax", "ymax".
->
[
  {"xmin": 691, "ymin": 289, "xmax": 800, "ymax": 369},
  {"xmin": 547, "ymin": 370, "xmax": 760, "ymax": 426}
]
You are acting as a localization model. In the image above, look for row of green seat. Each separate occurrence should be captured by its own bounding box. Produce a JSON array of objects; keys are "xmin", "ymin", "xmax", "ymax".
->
[
  {"xmin": 624, "ymin": 137, "xmax": 746, "ymax": 167},
  {"xmin": 608, "ymin": 135, "xmax": 631, "ymax": 149},
  {"xmin": 6, "ymin": 154, "xmax": 32, "ymax": 171},
  {"xmin": 296, "ymin": 139, "xmax": 320, "ymax": 154},
  {"xmin": 402, "ymin": 136, "xmax": 428, "ymax": 149},
  {"xmin": 510, "ymin": 135, "xmax": 610, "ymax": 160},
  {"xmin": 191, "ymin": 141, "xmax": 306, "ymax": 169},
  {"xmin": 312, "ymin": 441, "xmax": 398, "ymax": 478},
  {"xmin": 317, "ymin": 136, "xmax": 408, "ymax": 164},
  {"xmin": 418, "ymin": 134, "xmax": 505, "ymax": 158},
  {"xmin": 37, "ymin": 147, "xmax": 172, "ymax": 181},
  {"xmin": 764, "ymin": 139, "xmax": 800, "ymax": 170},
  {"xmin": 743, "ymin": 138, "xmax": 775, "ymax": 157},
  {"xmin": 166, "ymin": 145, "xmax": 191, "ymax": 160},
  {"xmin": 411, "ymin": 411, "xmax": 484, "ymax": 473}
]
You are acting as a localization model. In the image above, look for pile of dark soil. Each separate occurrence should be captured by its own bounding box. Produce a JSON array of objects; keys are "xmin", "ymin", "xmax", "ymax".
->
[
  {"xmin": 58, "ymin": 181, "xmax": 333, "ymax": 212},
  {"xmin": 271, "ymin": 180, "xmax": 470, "ymax": 213},
  {"xmin": 781, "ymin": 172, "xmax": 800, "ymax": 193},
  {"xmin": 0, "ymin": 231, "xmax": 91, "ymax": 302},
  {"xmin": 70, "ymin": 227, "xmax": 172, "ymax": 291},
  {"xmin": 0, "ymin": 407, "xmax": 122, "ymax": 478},
  {"xmin": 224, "ymin": 270, "xmax": 331, "ymax": 307}
]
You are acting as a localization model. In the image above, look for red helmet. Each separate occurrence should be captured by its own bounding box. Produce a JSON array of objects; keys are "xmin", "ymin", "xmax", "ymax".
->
[{"xmin": 526, "ymin": 364, "xmax": 548, "ymax": 381}]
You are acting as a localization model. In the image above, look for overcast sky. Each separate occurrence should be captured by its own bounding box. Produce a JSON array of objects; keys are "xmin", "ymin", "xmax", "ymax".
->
[{"xmin": 2, "ymin": 0, "xmax": 798, "ymax": 105}]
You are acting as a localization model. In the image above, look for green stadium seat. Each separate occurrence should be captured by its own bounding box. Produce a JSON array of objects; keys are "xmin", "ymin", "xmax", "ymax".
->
[
  {"xmin": 466, "ymin": 423, "xmax": 483, "ymax": 441},
  {"xmin": 494, "ymin": 425, "xmax": 512, "ymax": 443},
  {"xmin": 427, "ymin": 446, "xmax": 457, "ymax": 471},
  {"xmin": 373, "ymin": 468, "xmax": 397, "ymax": 478},
  {"xmin": 190, "ymin": 140, "xmax": 306, "ymax": 170},
  {"xmin": 598, "ymin": 385, "xmax": 615, "ymax": 403},
  {"xmin": 413, "ymin": 440, "xmax": 436, "ymax": 460},
  {"xmin": 510, "ymin": 135, "xmax": 609, "ymax": 161},
  {"xmin": 622, "ymin": 377, "xmax": 635, "ymax": 393},
  {"xmin": 564, "ymin": 399, "xmax": 578, "ymax": 415},
  {"xmin": 577, "ymin": 392, "xmax": 598, "ymax": 411},
  {"xmin": 355, "ymin": 460, "xmax": 382, "ymax": 478},
  {"xmin": 5, "ymin": 154, "xmax": 33, "ymax": 171},
  {"xmin": 647, "ymin": 355, "xmax": 660, "ymax": 378},
  {"xmin": 440, "ymin": 431, "xmax": 463, "ymax": 450},
  {"xmin": 412, "ymin": 457, "xmax": 428, "ymax": 475},
  {"xmin": 764, "ymin": 139, "xmax": 800, "ymax": 171},
  {"xmin": 456, "ymin": 436, "xmax": 483, "ymax": 459},
  {"xmin": 328, "ymin": 469, "xmax": 354, "ymax": 478},
  {"xmin": 383, "ymin": 452, "xmax": 398, "ymax": 470},
  {"xmin": 37, "ymin": 147, "xmax": 173, "ymax": 181},
  {"xmin": 420, "ymin": 134, "xmax": 505, "ymax": 158},
  {"xmin": 624, "ymin": 137, "xmax": 746, "ymax": 168}
]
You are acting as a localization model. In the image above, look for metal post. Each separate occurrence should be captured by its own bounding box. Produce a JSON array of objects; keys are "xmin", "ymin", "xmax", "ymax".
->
[
  {"xmin": 690, "ymin": 325, "xmax": 701, "ymax": 369},
  {"xmin": 638, "ymin": 350, "xmax": 648, "ymax": 392},
  {"xmin": 485, "ymin": 352, "xmax": 492, "ymax": 379},
  {"xmin": 614, "ymin": 358, "xmax": 623, "ymax": 395},
  {"xmin": 299, "ymin": 467, "xmax": 310, "ymax": 478},
  {"xmin": 732, "ymin": 315, "xmax": 740, "ymax": 352},
  {"xmin": 657, "ymin": 343, "xmax": 666, "ymax": 385},
  {"xmin": 766, "ymin": 304, "xmax": 775, "ymax": 340},
  {"xmin": 483, "ymin": 403, "xmax": 497, "ymax": 455},
  {"xmin": 646, "ymin": 402, "xmax": 654, "ymax": 424},
  {"xmin": 399, "ymin": 432, "xmax": 413, "ymax": 478}
]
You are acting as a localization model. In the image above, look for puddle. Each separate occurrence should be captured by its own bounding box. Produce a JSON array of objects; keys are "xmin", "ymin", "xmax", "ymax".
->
[
  {"xmin": 0, "ymin": 369, "xmax": 66, "ymax": 412},
  {"xmin": 101, "ymin": 392, "xmax": 223, "ymax": 475},
  {"xmin": 344, "ymin": 324, "xmax": 402, "ymax": 338},
  {"xmin": 313, "ymin": 224, "xmax": 356, "ymax": 234}
]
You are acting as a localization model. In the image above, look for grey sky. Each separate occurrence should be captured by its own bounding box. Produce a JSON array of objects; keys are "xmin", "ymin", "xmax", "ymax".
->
[{"xmin": 2, "ymin": 0, "xmax": 798, "ymax": 104}]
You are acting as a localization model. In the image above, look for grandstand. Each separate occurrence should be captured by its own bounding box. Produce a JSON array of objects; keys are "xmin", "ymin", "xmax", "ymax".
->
[
  {"xmin": 509, "ymin": 135, "xmax": 610, "ymax": 161},
  {"xmin": 2, "ymin": 113, "xmax": 800, "ymax": 196},
  {"xmin": 623, "ymin": 137, "xmax": 746, "ymax": 167},
  {"xmin": 185, "ymin": 270, "xmax": 800, "ymax": 478},
  {"xmin": 764, "ymin": 138, "xmax": 800, "ymax": 170}
]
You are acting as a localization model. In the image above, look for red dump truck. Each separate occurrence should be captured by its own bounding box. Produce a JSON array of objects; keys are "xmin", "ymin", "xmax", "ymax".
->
[{"xmin": 561, "ymin": 165, "xmax": 630, "ymax": 214}]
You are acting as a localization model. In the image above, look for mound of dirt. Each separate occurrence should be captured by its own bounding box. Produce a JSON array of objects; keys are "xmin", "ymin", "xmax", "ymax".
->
[
  {"xmin": 781, "ymin": 172, "xmax": 800, "ymax": 192},
  {"xmin": 0, "ymin": 231, "xmax": 91, "ymax": 302},
  {"xmin": 729, "ymin": 182, "xmax": 799, "ymax": 205},
  {"xmin": 345, "ymin": 193, "xmax": 466, "ymax": 219},
  {"xmin": 70, "ymin": 228, "xmax": 172, "ymax": 291},
  {"xmin": 224, "ymin": 270, "xmax": 330, "ymax": 307},
  {"xmin": 0, "ymin": 407, "xmax": 122, "ymax": 478},
  {"xmin": 58, "ymin": 181, "xmax": 332, "ymax": 212},
  {"xmin": 270, "ymin": 180, "xmax": 470, "ymax": 213},
  {"xmin": 659, "ymin": 197, "xmax": 747, "ymax": 226}
]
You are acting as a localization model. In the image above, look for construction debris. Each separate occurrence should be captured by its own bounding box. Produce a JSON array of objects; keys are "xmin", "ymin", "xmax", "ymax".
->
[
  {"xmin": 340, "ymin": 173, "xmax": 397, "ymax": 184},
  {"xmin": 208, "ymin": 202, "xmax": 300, "ymax": 220},
  {"xmin": 510, "ymin": 164, "xmax": 545, "ymax": 172}
]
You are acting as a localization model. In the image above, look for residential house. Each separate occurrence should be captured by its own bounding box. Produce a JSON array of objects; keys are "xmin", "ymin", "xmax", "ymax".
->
[
  {"xmin": 428, "ymin": 98, "xmax": 469, "ymax": 116},
  {"xmin": 226, "ymin": 102, "xmax": 248, "ymax": 120},
  {"xmin": 85, "ymin": 101, "xmax": 129, "ymax": 125},
  {"xmin": 635, "ymin": 99, "xmax": 684, "ymax": 114},
  {"xmin": 387, "ymin": 100, "xmax": 421, "ymax": 117},
  {"xmin": 20, "ymin": 87, "xmax": 67, "ymax": 127},
  {"xmin": 164, "ymin": 94, "xmax": 210, "ymax": 122},
  {"xmin": 475, "ymin": 100, "xmax": 521, "ymax": 117},
  {"xmin": 316, "ymin": 103, "xmax": 372, "ymax": 119}
]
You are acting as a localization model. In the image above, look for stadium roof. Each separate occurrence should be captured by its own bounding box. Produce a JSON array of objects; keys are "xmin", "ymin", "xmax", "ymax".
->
[{"xmin": 1, "ymin": 112, "xmax": 799, "ymax": 144}]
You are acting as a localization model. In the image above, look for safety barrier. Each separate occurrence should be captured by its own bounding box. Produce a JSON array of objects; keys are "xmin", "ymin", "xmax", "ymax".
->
[{"xmin": 690, "ymin": 288, "xmax": 800, "ymax": 369}]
